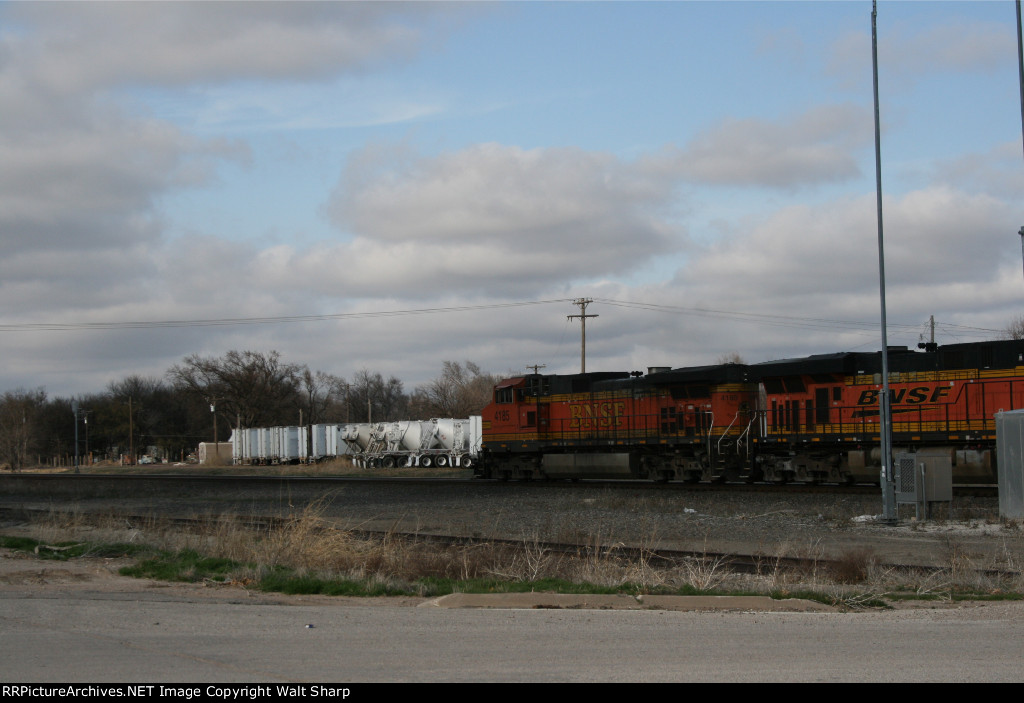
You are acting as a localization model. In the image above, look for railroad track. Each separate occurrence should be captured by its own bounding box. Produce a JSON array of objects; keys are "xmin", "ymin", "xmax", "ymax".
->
[{"xmin": 0, "ymin": 472, "xmax": 998, "ymax": 497}]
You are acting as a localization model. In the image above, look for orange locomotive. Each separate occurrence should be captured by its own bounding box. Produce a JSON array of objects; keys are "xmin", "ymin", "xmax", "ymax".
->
[
  {"xmin": 477, "ymin": 339, "xmax": 1024, "ymax": 484},
  {"xmin": 480, "ymin": 365, "xmax": 756, "ymax": 482}
]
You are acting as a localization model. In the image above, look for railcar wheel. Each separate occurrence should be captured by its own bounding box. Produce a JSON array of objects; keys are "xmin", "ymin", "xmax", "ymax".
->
[
  {"xmin": 436, "ymin": 455, "xmax": 449, "ymax": 467},
  {"xmin": 382, "ymin": 456, "xmax": 395, "ymax": 469},
  {"xmin": 421, "ymin": 456, "xmax": 434, "ymax": 468}
]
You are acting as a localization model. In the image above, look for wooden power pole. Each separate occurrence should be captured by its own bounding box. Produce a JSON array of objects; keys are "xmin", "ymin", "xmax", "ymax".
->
[{"xmin": 567, "ymin": 298, "xmax": 598, "ymax": 373}]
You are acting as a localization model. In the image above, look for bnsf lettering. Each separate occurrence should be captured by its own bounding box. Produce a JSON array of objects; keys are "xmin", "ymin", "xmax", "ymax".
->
[
  {"xmin": 856, "ymin": 386, "xmax": 951, "ymax": 405},
  {"xmin": 568, "ymin": 402, "xmax": 626, "ymax": 429}
]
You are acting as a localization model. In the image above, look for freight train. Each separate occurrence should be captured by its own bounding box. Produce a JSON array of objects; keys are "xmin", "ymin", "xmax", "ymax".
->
[{"xmin": 476, "ymin": 339, "xmax": 1024, "ymax": 485}]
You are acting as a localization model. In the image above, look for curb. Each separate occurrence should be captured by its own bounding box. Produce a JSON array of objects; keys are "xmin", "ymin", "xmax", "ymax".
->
[{"xmin": 419, "ymin": 593, "xmax": 834, "ymax": 612}]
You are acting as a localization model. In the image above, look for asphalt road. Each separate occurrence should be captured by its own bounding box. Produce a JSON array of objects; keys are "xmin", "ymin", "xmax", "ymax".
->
[{"xmin": 2, "ymin": 582, "xmax": 1022, "ymax": 682}]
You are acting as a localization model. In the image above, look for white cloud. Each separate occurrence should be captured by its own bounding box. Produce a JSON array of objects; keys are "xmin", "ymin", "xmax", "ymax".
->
[
  {"xmin": 827, "ymin": 18, "xmax": 1014, "ymax": 89},
  {"xmin": 323, "ymin": 142, "xmax": 683, "ymax": 295},
  {"xmin": 4, "ymin": 2, "xmax": 430, "ymax": 93},
  {"xmin": 661, "ymin": 105, "xmax": 871, "ymax": 188}
]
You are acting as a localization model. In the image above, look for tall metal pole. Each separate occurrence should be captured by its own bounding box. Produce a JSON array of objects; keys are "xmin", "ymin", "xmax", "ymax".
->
[
  {"xmin": 211, "ymin": 402, "xmax": 218, "ymax": 465},
  {"xmin": 568, "ymin": 298, "xmax": 598, "ymax": 373},
  {"xmin": 1019, "ymin": 226, "xmax": 1024, "ymax": 283},
  {"xmin": 872, "ymin": 1, "xmax": 896, "ymax": 522},
  {"xmin": 1017, "ymin": 0, "xmax": 1024, "ymax": 162},
  {"xmin": 1018, "ymin": 2, "xmax": 1024, "ymax": 280},
  {"xmin": 128, "ymin": 395, "xmax": 133, "ymax": 465},
  {"xmin": 71, "ymin": 400, "xmax": 79, "ymax": 474}
]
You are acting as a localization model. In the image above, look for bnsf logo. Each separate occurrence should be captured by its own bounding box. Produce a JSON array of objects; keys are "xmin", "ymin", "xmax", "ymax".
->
[
  {"xmin": 569, "ymin": 401, "xmax": 626, "ymax": 428},
  {"xmin": 856, "ymin": 386, "xmax": 951, "ymax": 405}
]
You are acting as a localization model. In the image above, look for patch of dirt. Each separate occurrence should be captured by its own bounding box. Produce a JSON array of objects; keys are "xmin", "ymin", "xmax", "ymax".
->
[{"xmin": 0, "ymin": 547, "xmax": 424, "ymax": 606}]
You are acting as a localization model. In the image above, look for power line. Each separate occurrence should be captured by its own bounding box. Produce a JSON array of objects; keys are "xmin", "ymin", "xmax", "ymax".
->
[
  {"xmin": 590, "ymin": 298, "xmax": 1005, "ymax": 338},
  {"xmin": 0, "ymin": 294, "xmax": 1007, "ymax": 340},
  {"xmin": 0, "ymin": 299, "xmax": 576, "ymax": 333}
]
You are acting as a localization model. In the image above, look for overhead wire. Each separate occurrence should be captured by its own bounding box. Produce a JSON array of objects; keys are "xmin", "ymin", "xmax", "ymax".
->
[
  {"xmin": 0, "ymin": 299, "xmax": 576, "ymax": 332},
  {"xmin": 0, "ymin": 295, "xmax": 1007, "ymax": 341},
  {"xmin": 589, "ymin": 297, "xmax": 1005, "ymax": 339}
]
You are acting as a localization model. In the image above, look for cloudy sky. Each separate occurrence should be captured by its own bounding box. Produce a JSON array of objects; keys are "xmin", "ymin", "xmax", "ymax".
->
[{"xmin": 2, "ymin": 0, "xmax": 1023, "ymax": 397}]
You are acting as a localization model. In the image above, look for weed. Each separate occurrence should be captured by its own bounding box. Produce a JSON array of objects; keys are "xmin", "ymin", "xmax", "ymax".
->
[{"xmin": 831, "ymin": 548, "xmax": 876, "ymax": 584}]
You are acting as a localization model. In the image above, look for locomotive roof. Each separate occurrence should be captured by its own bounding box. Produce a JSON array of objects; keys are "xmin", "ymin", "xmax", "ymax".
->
[
  {"xmin": 750, "ymin": 339, "xmax": 1024, "ymax": 378},
  {"xmin": 643, "ymin": 363, "xmax": 750, "ymax": 385},
  {"xmin": 498, "ymin": 339, "xmax": 1024, "ymax": 394},
  {"xmin": 541, "ymin": 372, "xmax": 632, "ymax": 395}
]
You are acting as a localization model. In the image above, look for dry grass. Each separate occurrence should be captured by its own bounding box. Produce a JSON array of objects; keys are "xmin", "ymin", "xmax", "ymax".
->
[{"xmin": 6, "ymin": 500, "xmax": 1024, "ymax": 601}]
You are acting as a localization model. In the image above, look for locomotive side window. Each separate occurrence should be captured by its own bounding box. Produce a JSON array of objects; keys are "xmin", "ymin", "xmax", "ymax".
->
[
  {"xmin": 832, "ymin": 387, "xmax": 842, "ymax": 403},
  {"xmin": 526, "ymin": 377, "xmax": 551, "ymax": 395},
  {"xmin": 496, "ymin": 387, "xmax": 514, "ymax": 404}
]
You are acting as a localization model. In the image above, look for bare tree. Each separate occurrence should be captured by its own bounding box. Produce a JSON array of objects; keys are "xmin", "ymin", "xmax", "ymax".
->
[
  {"xmin": 0, "ymin": 388, "xmax": 46, "ymax": 471},
  {"xmin": 299, "ymin": 368, "xmax": 347, "ymax": 425},
  {"xmin": 1004, "ymin": 315, "xmax": 1024, "ymax": 340},
  {"xmin": 168, "ymin": 350, "xmax": 303, "ymax": 429},
  {"xmin": 413, "ymin": 361, "xmax": 499, "ymax": 418},
  {"xmin": 346, "ymin": 369, "xmax": 408, "ymax": 422},
  {"xmin": 716, "ymin": 352, "xmax": 745, "ymax": 365}
]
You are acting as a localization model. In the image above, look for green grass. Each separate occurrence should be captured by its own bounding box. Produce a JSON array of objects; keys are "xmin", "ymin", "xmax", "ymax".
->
[
  {"xmin": 119, "ymin": 549, "xmax": 239, "ymax": 582},
  {"xmin": 0, "ymin": 535, "xmax": 154, "ymax": 561}
]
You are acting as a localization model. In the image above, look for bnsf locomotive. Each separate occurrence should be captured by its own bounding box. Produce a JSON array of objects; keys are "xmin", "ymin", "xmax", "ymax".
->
[{"xmin": 477, "ymin": 339, "xmax": 1024, "ymax": 484}]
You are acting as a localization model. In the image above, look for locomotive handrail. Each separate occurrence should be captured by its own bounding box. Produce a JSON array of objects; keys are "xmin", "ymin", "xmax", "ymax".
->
[
  {"xmin": 717, "ymin": 412, "xmax": 739, "ymax": 454},
  {"xmin": 705, "ymin": 411, "xmax": 714, "ymax": 459},
  {"xmin": 737, "ymin": 415, "xmax": 756, "ymax": 457}
]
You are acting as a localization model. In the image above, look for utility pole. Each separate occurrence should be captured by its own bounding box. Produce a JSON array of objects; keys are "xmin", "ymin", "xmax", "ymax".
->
[
  {"xmin": 526, "ymin": 364, "xmax": 546, "ymax": 375},
  {"xmin": 567, "ymin": 298, "xmax": 597, "ymax": 373}
]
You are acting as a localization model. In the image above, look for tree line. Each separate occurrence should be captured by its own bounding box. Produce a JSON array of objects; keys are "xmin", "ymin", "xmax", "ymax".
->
[{"xmin": 0, "ymin": 352, "xmax": 501, "ymax": 470}]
